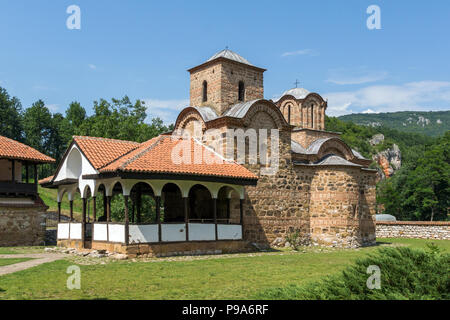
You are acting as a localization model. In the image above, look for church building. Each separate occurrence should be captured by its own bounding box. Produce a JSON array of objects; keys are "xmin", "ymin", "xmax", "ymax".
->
[{"xmin": 41, "ymin": 49, "xmax": 377, "ymax": 256}]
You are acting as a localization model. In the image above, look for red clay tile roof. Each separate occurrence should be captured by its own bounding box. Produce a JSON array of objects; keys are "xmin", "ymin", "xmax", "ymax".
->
[
  {"xmin": 0, "ymin": 135, "xmax": 55, "ymax": 163},
  {"xmin": 73, "ymin": 136, "xmax": 140, "ymax": 170},
  {"xmin": 100, "ymin": 135, "xmax": 257, "ymax": 180}
]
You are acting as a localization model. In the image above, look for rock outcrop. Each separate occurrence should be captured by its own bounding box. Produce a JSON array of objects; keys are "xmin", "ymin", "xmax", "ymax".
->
[{"xmin": 369, "ymin": 134, "xmax": 402, "ymax": 180}]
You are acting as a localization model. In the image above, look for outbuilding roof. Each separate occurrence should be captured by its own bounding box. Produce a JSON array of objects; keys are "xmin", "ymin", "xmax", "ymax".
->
[{"xmin": 0, "ymin": 135, "xmax": 55, "ymax": 163}]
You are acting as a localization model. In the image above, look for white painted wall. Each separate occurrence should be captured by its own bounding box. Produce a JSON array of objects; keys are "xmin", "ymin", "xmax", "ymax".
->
[
  {"xmin": 54, "ymin": 145, "xmax": 97, "ymax": 182},
  {"xmin": 129, "ymin": 224, "xmax": 159, "ymax": 244},
  {"xmin": 217, "ymin": 224, "xmax": 242, "ymax": 240},
  {"xmin": 161, "ymin": 224, "xmax": 186, "ymax": 242},
  {"xmin": 93, "ymin": 223, "xmax": 108, "ymax": 241},
  {"xmin": 108, "ymin": 224, "xmax": 125, "ymax": 243},
  {"xmin": 188, "ymin": 223, "xmax": 215, "ymax": 241},
  {"xmin": 69, "ymin": 223, "xmax": 82, "ymax": 240},
  {"xmin": 57, "ymin": 223, "xmax": 70, "ymax": 239}
]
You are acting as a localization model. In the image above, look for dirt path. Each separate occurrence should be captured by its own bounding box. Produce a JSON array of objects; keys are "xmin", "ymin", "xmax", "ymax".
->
[{"xmin": 0, "ymin": 253, "xmax": 65, "ymax": 276}]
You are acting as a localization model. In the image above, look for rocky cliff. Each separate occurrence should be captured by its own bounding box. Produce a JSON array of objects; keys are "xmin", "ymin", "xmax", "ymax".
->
[{"xmin": 369, "ymin": 134, "xmax": 402, "ymax": 180}]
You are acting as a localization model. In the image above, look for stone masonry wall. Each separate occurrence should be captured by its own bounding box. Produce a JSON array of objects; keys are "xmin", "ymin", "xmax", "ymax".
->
[
  {"xmin": 190, "ymin": 60, "xmax": 264, "ymax": 115},
  {"xmin": 376, "ymin": 221, "xmax": 450, "ymax": 240},
  {"xmin": 308, "ymin": 167, "xmax": 376, "ymax": 248},
  {"xmin": 0, "ymin": 203, "xmax": 47, "ymax": 246}
]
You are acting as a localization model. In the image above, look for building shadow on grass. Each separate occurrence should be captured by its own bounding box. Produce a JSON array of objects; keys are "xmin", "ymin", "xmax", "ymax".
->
[{"xmin": 374, "ymin": 240, "xmax": 393, "ymax": 246}]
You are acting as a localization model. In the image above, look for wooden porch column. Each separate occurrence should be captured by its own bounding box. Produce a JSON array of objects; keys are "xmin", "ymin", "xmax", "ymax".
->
[
  {"xmin": 156, "ymin": 196, "xmax": 161, "ymax": 242},
  {"xmin": 103, "ymin": 189, "xmax": 107, "ymax": 219},
  {"xmin": 124, "ymin": 195, "xmax": 129, "ymax": 245},
  {"xmin": 92, "ymin": 196, "xmax": 97, "ymax": 222},
  {"xmin": 11, "ymin": 160, "xmax": 15, "ymax": 183},
  {"xmin": 25, "ymin": 163, "xmax": 29, "ymax": 183},
  {"xmin": 57, "ymin": 202, "xmax": 61, "ymax": 222},
  {"xmin": 33, "ymin": 164, "xmax": 37, "ymax": 185},
  {"xmin": 184, "ymin": 197, "xmax": 189, "ymax": 241},
  {"xmin": 213, "ymin": 198, "xmax": 218, "ymax": 241},
  {"xmin": 136, "ymin": 185, "xmax": 142, "ymax": 223},
  {"xmin": 82, "ymin": 198, "xmax": 87, "ymax": 244},
  {"xmin": 106, "ymin": 196, "xmax": 111, "ymax": 222},
  {"xmin": 69, "ymin": 200, "xmax": 74, "ymax": 221}
]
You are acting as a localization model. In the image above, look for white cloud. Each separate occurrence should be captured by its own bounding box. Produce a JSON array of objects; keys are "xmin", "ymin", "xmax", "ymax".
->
[
  {"xmin": 281, "ymin": 49, "xmax": 318, "ymax": 57},
  {"xmin": 324, "ymin": 81, "xmax": 450, "ymax": 116},
  {"xmin": 88, "ymin": 64, "xmax": 97, "ymax": 70},
  {"xmin": 326, "ymin": 68, "xmax": 388, "ymax": 85},
  {"xmin": 45, "ymin": 104, "xmax": 60, "ymax": 113},
  {"xmin": 142, "ymin": 98, "xmax": 189, "ymax": 124}
]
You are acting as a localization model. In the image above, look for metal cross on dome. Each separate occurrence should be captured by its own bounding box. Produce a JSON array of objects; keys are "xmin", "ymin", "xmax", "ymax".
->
[{"xmin": 294, "ymin": 79, "xmax": 300, "ymax": 88}]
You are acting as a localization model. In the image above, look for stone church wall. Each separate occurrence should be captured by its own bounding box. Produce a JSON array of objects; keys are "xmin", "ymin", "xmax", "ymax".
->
[{"xmin": 308, "ymin": 167, "xmax": 376, "ymax": 247}]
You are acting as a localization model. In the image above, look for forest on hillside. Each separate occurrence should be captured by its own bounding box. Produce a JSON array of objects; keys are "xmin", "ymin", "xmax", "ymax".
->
[
  {"xmin": 326, "ymin": 116, "xmax": 449, "ymax": 221},
  {"xmin": 1, "ymin": 86, "xmax": 448, "ymax": 221},
  {"xmin": 338, "ymin": 110, "xmax": 450, "ymax": 137}
]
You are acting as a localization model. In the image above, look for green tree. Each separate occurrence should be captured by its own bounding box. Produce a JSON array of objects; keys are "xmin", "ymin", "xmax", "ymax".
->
[
  {"xmin": 0, "ymin": 87, "xmax": 23, "ymax": 141},
  {"xmin": 65, "ymin": 101, "xmax": 86, "ymax": 134},
  {"xmin": 23, "ymin": 100, "xmax": 53, "ymax": 153}
]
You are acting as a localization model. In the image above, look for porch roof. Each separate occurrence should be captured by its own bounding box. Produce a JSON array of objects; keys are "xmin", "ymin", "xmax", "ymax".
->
[
  {"xmin": 40, "ymin": 134, "xmax": 258, "ymax": 187},
  {"xmin": 99, "ymin": 135, "xmax": 258, "ymax": 181},
  {"xmin": 0, "ymin": 135, "xmax": 55, "ymax": 163}
]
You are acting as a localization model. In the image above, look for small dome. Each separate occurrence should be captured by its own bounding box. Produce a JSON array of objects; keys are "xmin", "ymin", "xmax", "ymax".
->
[
  {"xmin": 207, "ymin": 49, "xmax": 253, "ymax": 66},
  {"xmin": 274, "ymin": 87, "xmax": 310, "ymax": 102}
]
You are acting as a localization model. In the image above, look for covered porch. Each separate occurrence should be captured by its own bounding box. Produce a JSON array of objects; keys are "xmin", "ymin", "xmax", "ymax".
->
[{"xmin": 53, "ymin": 177, "xmax": 248, "ymax": 255}]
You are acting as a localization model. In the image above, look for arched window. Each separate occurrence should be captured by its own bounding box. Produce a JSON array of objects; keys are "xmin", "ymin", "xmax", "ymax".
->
[
  {"xmin": 202, "ymin": 81, "xmax": 208, "ymax": 102},
  {"xmin": 310, "ymin": 104, "xmax": 314, "ymax": 128},
  {"xmin": 238, "ymin": 81, "xmax": 245, "ymax": 101},
  {"xmin": 288, "ymin": 105, "xmax": 291, "ymax": 124}
]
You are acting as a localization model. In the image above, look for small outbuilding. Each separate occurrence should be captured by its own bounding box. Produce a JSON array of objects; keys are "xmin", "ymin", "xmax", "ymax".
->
[{"xmin": 0, "ymin": 135, "xmax": 55, "ymax": 246}]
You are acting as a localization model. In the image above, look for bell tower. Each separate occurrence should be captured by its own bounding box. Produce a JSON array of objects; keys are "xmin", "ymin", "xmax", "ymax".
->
[{"xmin": 188, "ymin": 49, "xmax": 266, "ymax": 115}]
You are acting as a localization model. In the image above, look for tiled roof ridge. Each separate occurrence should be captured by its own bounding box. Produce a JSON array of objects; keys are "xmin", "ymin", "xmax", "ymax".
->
[
  {"xmin": 73, "ymin": 135, "xmax": 140, "ymax": 145},
  {"xmin": 117, "ymin": 136, "xmax": 165, "ymax": 171}
]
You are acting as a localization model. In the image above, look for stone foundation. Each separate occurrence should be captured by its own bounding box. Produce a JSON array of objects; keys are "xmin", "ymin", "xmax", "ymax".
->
[
  {"xmin": 57, "ymin": 239, "xmax": 252, "ymax": 258},
  {"xmin": 376, "ymin": 221, "xmax": 450, "ymax": 240},
  {"xmin": 0, "ymin": 200, "xmax": 47, "ymax": 246}
]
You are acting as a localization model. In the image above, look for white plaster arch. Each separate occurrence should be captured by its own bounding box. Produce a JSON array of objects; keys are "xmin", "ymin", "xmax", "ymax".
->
[{"xmin": 218, "ymin": 184, "xmax": 242, "ymax": 199}]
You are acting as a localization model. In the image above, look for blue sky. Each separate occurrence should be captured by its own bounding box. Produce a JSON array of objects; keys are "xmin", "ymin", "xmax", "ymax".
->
[{"xmin": 1, "ymin": 0, "xmax": 450, "ymax": 124}]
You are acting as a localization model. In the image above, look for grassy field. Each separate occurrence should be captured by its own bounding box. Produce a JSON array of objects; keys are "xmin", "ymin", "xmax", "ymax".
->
[
  {"xmin": 0, "ymin": 258, "xmax": 33, "ymax": 267},
  {"xmin": 0, "ymin": 238, "xmax": 448, "ymax": 300}
]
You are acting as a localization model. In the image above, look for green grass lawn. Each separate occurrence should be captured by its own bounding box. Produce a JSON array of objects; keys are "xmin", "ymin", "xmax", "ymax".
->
[
  {"xmin": 0, "ymin": 246, "xmax": 48, "ymax": 255},
  {"xmin": 0, "ymin": 238, "xmax": 448, "ymax": 300},
  {"xmin": 0, "ymin": 258, "xmax": 33, "ymax": 267}
]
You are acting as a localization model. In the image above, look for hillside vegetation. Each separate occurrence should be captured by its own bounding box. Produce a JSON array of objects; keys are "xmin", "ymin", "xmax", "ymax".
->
[
  {"xmin": 338, "ymin": 110, "xmax": 449, "ymax": 137},
  {"xmin": 326, "ymin": 116, "xmax": 449, "ymax": 221}
]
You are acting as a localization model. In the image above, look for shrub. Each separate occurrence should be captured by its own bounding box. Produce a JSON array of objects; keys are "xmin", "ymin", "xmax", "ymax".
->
[
  {"xmin": 285, "ymin": 230, "xmax": 302, "ymax": 251},
  {"xmin": 256, "ymin": 246, "xmax": 450, "ymax": 300}
]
